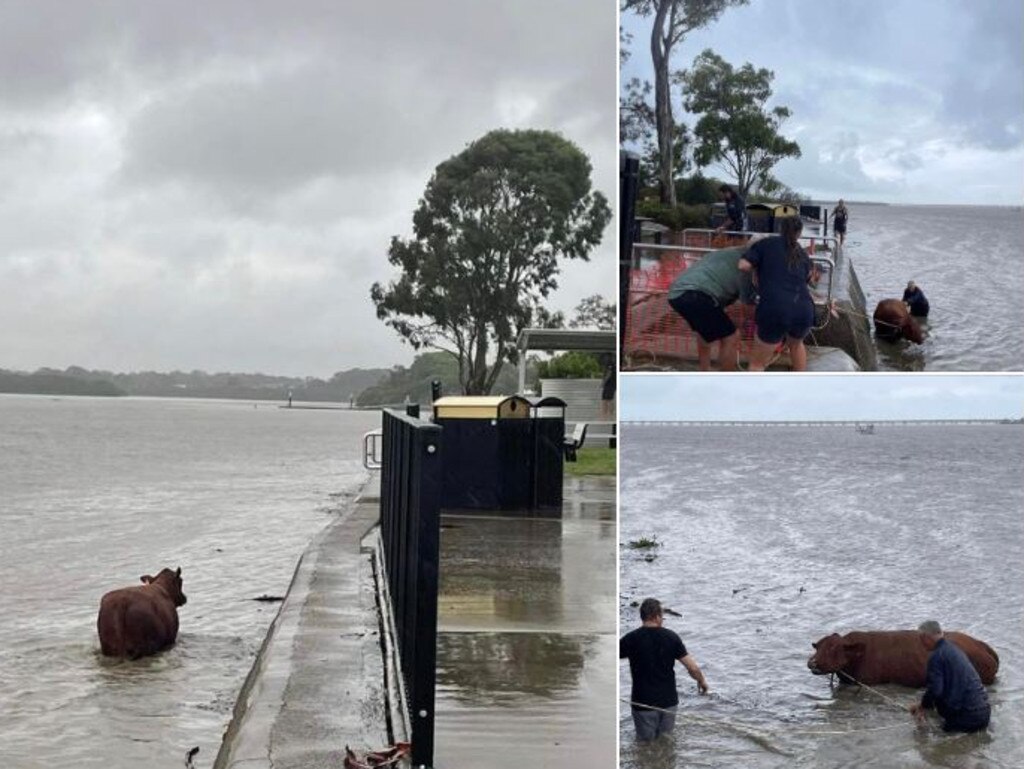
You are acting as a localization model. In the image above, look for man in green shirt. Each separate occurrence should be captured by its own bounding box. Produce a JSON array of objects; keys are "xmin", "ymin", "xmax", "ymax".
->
[{"xmin": 667, "ymin": 246, "xmax": 753, "ymax": 371}]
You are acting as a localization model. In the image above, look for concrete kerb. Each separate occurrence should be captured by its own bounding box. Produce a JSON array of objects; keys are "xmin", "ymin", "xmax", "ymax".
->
[{"xmin": 214, "ymin": 480, "xmax": 399, "ymax": 769}]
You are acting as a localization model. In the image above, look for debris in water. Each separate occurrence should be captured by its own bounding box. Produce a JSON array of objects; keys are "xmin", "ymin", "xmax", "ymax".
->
[
  {"xmin": 628, "ymin": 535, "xmax": 660, "ymax": 549},
  {"xmin": 252, "ymin": 594, "xmax": 285, "ymax": 602},
  {"xmin": 185, "ymin": 746, "xmax": 199, "ymax": 768}
]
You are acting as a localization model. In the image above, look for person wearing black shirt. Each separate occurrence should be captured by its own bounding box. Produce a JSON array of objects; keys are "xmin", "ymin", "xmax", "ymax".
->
[
  {"xmin": 909, "ymin": 620, "xmax": 991, "ymax": 733},
  {"xmin": 619, "ymin": 598, "xmax": 709, "ymax": 741},
  {"xmin": 902, "ymin": 281, "xmax": 930, "ymax": 317},
  {"xmin": 716, "ymin": 184, "xmax": 746, "ymax": 233},
  {"xmin": 831, "ymin": 199, "xmax": 849, "ymax": 245}
]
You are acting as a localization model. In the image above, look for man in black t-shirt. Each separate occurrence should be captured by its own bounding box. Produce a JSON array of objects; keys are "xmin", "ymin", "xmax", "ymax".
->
[{"xmin": 619, "ymin": 598, "xmax": 709, "ymax": 741}]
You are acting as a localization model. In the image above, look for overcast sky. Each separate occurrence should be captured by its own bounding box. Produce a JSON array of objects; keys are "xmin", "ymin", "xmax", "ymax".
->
[
  {"xmin": 620, "ymin": 374, "xmax": 1024, "ymax": 421},
  {"xmin": 621, "ymin": 0, "xmax": 1024, "ymax": 205},
  {"xmin": 0, "ymin": 1, "xmax": 616, "ymax": 377}
]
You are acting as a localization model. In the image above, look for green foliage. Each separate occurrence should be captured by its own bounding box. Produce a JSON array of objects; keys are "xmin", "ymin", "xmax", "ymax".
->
[
  {"xmin": 371, "ymin": 129, "xmax": 611, "ymax": 395},
  {"xmin": 675, "ymin": 171, "xmax": 722, "ymax": 205},
  {"xmin": 536, "ymin": 351, "xmax": 603, "ymax": 380},
  {"xmin": 569, "ymin": 294, "xmax": 616, "ymax": 330},
  {"xmin": 636, "ymin": 198, "xmax": 712, "ymax": 231},
  {"xmin": 565, "ymin": 447, "xmax": 617, "ymax": 476},
  {"xmin": 682, "ymin": 49, "xmax": 801, "ymax": 199},
  {"xmin": 356, "ymin": 352, "xmax": 527, "ymax": 407},
  {"xmin": 0, "ymin": 369, "xmax": 123, "ymax": 397},
  {"xmin": 622, "ymin": 0, "xmax": 751, "ymax": 204}
]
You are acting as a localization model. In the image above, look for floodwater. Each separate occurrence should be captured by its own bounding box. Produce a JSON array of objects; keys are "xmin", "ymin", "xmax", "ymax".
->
[
  {"xmin": 0, "ymin": 394, "xmax": 378, "ymax": 769},
  {"xmin": 619, "ymin": 424, "xmax": 1024, "ymax": 769},
  {"xmin": 434, "ymin": 475, "xmax": 617, "ymax": 768},
  {"xmin": 838, "ymin": 204, "xmax": 1023, "ymax": 371}
]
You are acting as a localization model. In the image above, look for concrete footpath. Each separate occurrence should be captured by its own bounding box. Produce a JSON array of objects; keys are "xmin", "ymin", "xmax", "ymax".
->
[
  {"xmin": 214, "ymin": 482, "xmax": 394, "ymax": 769},
  {"xmin": 214, "ymin": 475, "xmax": 617, "ymax": 768}
]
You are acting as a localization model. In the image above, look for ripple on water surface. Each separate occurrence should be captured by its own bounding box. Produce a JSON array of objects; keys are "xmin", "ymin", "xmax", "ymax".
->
[
  {"xmin": 620, "ymin": 424, "xmax": 1024, "ymax": 769},
  {"xmin": 0, "ymin": 395, "xmax": 379, "ymax": 768}
]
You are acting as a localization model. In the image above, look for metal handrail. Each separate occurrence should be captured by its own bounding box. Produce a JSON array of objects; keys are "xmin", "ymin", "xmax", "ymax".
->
[{"xmin": 362, "ymin": 428, "xmax": 383, "ymax": 470}]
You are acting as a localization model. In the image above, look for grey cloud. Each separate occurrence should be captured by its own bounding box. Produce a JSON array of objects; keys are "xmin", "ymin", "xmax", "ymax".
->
[{"xmin": 0, "ymin": 1, "xmax": 615, "ymax": 376}]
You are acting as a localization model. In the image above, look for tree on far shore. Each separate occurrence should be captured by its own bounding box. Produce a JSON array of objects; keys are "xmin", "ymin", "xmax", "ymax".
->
[{"xmin": 370, "ymin": 129, "xmax": 610, "ymax": 395}]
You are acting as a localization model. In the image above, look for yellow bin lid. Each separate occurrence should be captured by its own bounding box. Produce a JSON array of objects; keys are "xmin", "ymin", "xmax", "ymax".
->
[{"xmin": 433, "ymin": 395, "xmax": 532, "ymax": 419}]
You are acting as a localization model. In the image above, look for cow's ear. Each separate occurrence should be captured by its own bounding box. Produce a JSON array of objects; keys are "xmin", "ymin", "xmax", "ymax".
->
[
  {"xmin": 812, "ymin": 641, "xmax": 819, "ymax": 649},
  {"xmin": 141, "ymin": 574, "xmax": 153, "ymax": 584}
]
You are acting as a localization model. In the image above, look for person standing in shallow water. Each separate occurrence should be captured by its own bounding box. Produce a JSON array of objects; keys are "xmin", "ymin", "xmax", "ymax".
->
[
  {"xmin": 909, "ymin": 620, "xmax": 991, "ymax": 733},
  {"xmin": 620, "ymin": 598, "xmax": 709, "ymax": 742},
  {"xmin": 903, "ymin": 281, "xmax": 930, "ymax": 317}
]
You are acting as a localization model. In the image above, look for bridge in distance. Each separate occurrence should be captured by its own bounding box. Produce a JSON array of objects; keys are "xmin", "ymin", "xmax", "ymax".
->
[{"xmin": 622, "ymin": 419, "xmax": 1023, "ymax": 428}]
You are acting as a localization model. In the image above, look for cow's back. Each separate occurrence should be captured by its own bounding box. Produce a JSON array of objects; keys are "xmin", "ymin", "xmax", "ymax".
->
[
  {"xmin": 97, "ymin": 585, "xmax": 179, "ymax": 659},
  {"xmin": 946, "ymin": 631, "xmax": 999, "ymax": 685},
  {"xmin": 845, "ymin": 630, "xmax": 930, "ymax": 686},
  {"xmin": 843, "ymin": 630, "xmax": 998, "ymax": 687}
]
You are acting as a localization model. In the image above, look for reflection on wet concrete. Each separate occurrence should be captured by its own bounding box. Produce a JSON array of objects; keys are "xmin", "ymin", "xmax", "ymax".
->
[{"xmin": 434, "ymin": 476, "xmax": 616, "ymax": 768}]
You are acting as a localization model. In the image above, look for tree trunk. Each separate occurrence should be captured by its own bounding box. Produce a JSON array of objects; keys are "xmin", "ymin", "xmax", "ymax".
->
[{"xmin": 650, "ymin": 1, "xmax": 676, "ymax": 207}]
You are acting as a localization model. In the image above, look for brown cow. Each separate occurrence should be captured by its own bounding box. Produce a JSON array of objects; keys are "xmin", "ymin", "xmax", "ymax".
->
[
  {"xmin": 873, "ymin": 299, "xmax": 924, "ymax": 343},
  {"xmin": 97, "ymin": 567, "xmax": 187, "ymax": 659},
  {"xmin": 808, "ymin": 630, "xmax": 998, "ymax": 686}
]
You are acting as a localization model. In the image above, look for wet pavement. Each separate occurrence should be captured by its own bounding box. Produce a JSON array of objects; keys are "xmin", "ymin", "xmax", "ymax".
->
[
  {"xmin": 215, "ymin": 474, "xmax": 617, "ymax": 769},
  {"xmin": 434, "ymin": 475, "xmax": 617, "ymax": 768}
]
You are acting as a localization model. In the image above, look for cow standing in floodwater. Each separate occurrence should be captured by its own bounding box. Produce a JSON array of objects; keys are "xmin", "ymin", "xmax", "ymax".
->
[
  {"xmin": 873, "ymin": 299, "xmax": 924, "ymax": 344},
  {"xmin": 807, "ymin": 629, "xmax": 998, "ymax": 686},
  {"xmin": 97, "ymin": 567, "xmax": 187, "ymax": 659}
]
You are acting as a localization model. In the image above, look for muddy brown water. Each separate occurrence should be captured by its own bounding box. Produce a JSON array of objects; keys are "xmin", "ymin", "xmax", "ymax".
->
[
  {"xmin": 619, "ymin": 424, "xmax": 1023, "ymax": 769},
  {"xmin": 0, "ymin": 395, "xmax": 378, "ymax": 768}
]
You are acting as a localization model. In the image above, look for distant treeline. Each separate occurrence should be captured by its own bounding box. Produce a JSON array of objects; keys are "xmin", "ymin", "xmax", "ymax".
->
[
  {"xmin": 0, "ymin": 369, "xmax": 124, "ymax": 397},
  {"xmin": 0, "ymin": 366, "xmax": 389, "ymax": 402}
]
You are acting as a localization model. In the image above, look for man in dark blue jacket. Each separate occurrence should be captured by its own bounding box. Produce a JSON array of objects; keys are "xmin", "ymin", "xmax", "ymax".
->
[
  {"xmin": 902, "ymin": 281, "xmax": 930, "ymax": 317},
  {"xmin": 909, "ymin": 620, "xmax": 991, "ymax": 732}
]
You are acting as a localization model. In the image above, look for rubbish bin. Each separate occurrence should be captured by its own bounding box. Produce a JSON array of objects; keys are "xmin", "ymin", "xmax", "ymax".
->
[
  {"xmin": 432, "ymin": 395, "xmax": 534, "ymax": 511},
  {"xmin": 745, "ymin": 202, "xmax": 799, "ymax": 233},
  {"xmin": 528, "ymin": 397, "xmax": 566, "ymax": 511}
]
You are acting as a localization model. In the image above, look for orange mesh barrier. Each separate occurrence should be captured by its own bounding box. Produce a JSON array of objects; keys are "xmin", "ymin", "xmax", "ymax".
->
[{"xmin": 623, "ymin": 251, "xmax": 761, "ymax": 369}]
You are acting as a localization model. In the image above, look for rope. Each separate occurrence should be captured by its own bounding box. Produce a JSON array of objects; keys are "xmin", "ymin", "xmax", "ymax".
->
[
  {"xmin": 836, "ymin": 672, "xmax": 913, "ymax": 713},
  {"xmin": 838, "ymin": 305, "xmax": 903, "ymax": 331},
  {"xmin": 621, "ymin": 698, "xmax": 910, "ymax": 745}
]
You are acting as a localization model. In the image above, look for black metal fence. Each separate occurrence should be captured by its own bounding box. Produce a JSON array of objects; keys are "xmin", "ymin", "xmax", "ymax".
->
[{"xmin": 380, "ymin": 407, "xmax": 442, "ymax": 768}]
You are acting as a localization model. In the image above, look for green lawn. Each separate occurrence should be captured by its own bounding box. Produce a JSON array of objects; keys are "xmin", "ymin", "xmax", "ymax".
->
[{"xmin": 564, "ymin": 447, "xmax": 616, "ymax": 476}]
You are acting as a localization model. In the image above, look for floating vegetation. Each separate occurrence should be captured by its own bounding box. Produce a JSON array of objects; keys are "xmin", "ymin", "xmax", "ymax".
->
[{"xmin": 627, "ymin": 535, "xmax": 660, "ymax": 550}]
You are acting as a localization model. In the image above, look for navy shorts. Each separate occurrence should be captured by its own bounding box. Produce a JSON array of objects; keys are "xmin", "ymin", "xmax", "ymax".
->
[
  {"xmin": 754, "ymin": 299, "xmax": 814, "ymax": 344},
  {"xmin": 834, "ymin": 220, "xmax": 847, "ymax": 234},
  {"xmin": 668, "ymin": 291, "xmax": 736, "ymax": 343}
]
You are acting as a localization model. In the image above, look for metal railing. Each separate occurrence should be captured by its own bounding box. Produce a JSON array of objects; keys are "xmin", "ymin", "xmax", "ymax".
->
[
  {"xmin": 379, "ymin": 408, "xmax": 442, "ymax": 768},
  {"xmin": 363, "ymin": 429, "xmax": 383, "ymax": 470}
]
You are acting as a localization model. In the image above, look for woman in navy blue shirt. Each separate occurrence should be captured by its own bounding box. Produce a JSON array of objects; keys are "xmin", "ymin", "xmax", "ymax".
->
[{"xmin": 738, "ymin": 217, "xmax": 815, "ymax": 371}]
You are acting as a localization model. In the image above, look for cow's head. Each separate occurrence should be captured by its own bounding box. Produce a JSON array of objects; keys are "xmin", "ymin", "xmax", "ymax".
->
[
  {"xmin": 808, "ymin": 633, "xmax": 865, "ymax": 675},
  {"xmin": 141, "ymin": 567, "xmax": 187, "ymax": 607}
]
